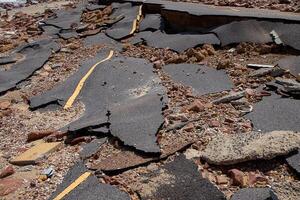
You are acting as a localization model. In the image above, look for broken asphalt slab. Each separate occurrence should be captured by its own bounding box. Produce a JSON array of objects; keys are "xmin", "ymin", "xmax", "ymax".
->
[
  {"xmin": 136, "ymin": 154, "xmax": 226, "ymax": 200},
  {"xmin": 0, "ymin": 39, "xmax": 59, "ymax": 94},
  {"xmin": 139, "ymin": 14, "xmax": 164, "ymax": 32},
  {"xmin": 286, "ymin": 150, "xmax": 300, "ymax": 176},
  {"xmin": 50, "ymin": 162, "xmax": 130, "ymax": 200},
  {"xmin": 80, "ymin": 138, "xmax": 107, "ymax": 160},
  {"xmin": 163, "ymin": 63, "xmax": 233, "ymax": 95},
  {"xmin": 105, "ymin": 3, "xmax": 141, "ymax": 40},
  {"xmin": 231, "ymin": 188, "xmax": 279, "ymax": 200},
  {"xmin": 139, "ymin": 30, "xmax": 220, "ymax": 53},
  {"xmin": 44, "ymin": 3, "xmax": 86, "ymax": 30},
  {"xmin": 83, "ymin": 32, "xmax": 122, "ymax": 51},
  {"xmin": 201, "ymin": 131, "xmax": 300, "ymax": 165},
  {"xmin": 277, "ymin": 56, "xmax": 300, "ymax": 77},
  {"xmin": 30, "ymin": 50, "xmax": 166, "ymax": 153},
  {"xmin": 246, "ymin": 92, "xmax": 300, "ymax": 132}
]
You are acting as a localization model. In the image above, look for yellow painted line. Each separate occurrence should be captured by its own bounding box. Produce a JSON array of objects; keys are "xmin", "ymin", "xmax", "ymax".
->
[
  {"xmin": 129, "ymin": 5, "xmax": 143, "ymax": 35},
  {"xmin": 64, "ymin": 50, "xmax": 114, "ymax": 109},
  {"xmin": 53, "ymin": 172, "xmax": 91, "ymax": 200}
]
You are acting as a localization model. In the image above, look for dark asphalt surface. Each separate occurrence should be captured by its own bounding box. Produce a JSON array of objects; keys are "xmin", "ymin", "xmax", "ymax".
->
[
  {"xmin": 164, "ymin": 64, "xmax": 233, "ymax": 95},
  {"xmin": 139, "ymin": 14, "xmax": 164, "ymax": 31},
  {"xmin": 30, "ymin": 51, "xmax": 166, "ymax": 153},
  {"xmin": 141, "ymin": 30, "xmax": 220, "ymax": 53},
  {"xmin": 80, "ymin": 138, "xmax": 107, "ymax": 159},
  {"xmin": 246, "ymin": 92, "xmax": 300, "ymax": 132},
  {"xmin": 83, "ymin": 32, "xmax": 122, "ymax": 51},
  {"xmin": 277, "ymin": 56, "xmax": 300, "ymax": 77},
  {"xmin": 231, "ymin": 188, "xmax": 279, "ymax": 200},
  {"xmin": 140, "ymin": 154, "xmax": 226, "ymax": 200},
  {"xmin": 286, "ymin": 150, "xmax": 300, "ymax": 176},
  {"xmin": 106, "ymin": 3, "xmax": 140, "ymax": 40},
  {"xmin": 50, "ymin": 162, "xmax": 130, "ymax": 200},
  {"xmin": 0, "ymin": 39, "xmax": 59, "ymax": 94}
]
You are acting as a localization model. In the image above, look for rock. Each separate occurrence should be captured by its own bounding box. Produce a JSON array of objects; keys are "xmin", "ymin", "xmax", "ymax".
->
[
  {"xmin": 286, "ymin": 150, "xmax": 300, "ymax": 176},
  {"xmin": 0, "ymin": 100, "xmax": 11, "ymax": 110},
  {"xmin": 201, "ymin": 131, "xmax": 300, "ymax": 165},
  {"xmin": 228, "ymin": 169, "xmax": 247, "ymax": 187},
  {"xmin": 208, "ymin": 120, "xmax": 221, "ymax": 127},
  {"xmin": 153, "ymin": 60, "xmax": 163, "ymax": 69},
  {"xmin": 231, "ymin": 188, "xmax": 279, "ymax": 200},
  {"xmin": 0, "ymin": 178, "xmax": 23, "ymax": 196},
  {"xmin": 249, "ymin": 66, "xmax": 285, "ymax": 77},
  {"xmin": 212, "ymin": 91, "xmax": 245, "ymax": 104},
  {"xmin": 248, "ymin": 172, "xmax": 267, "ymax": 186},
  {"xmin": 202, "ymin": 44, "xmax": 216, "ymax": 55},
  {"xmin": 187, "ymin": 100, "xmax": 205, "ymax": 112},
  {"xmin": 27, "ymin": 130, "xmax": 58, "ymax": 142},
  {"xmin": 216, "ymin": 175, "xmax": 228, "ymax": 185},
  {"xmin": 166, "ymin": 55, "xmax": 187, "ymax": 64},
  {"xmin": 0, "ymin": 166, "xmax": 15, "ymax": 179}
]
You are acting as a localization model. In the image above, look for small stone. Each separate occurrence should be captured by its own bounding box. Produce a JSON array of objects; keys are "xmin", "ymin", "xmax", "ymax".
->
[
  {"xmin": 248, "ymin": 172, "xmax": 267, "ymax": 186},
  {"xmin": 0, "ymin": 166, "xmax": 15, "ymax": 179},
  {"xmin": 228, "ymin": 169, "xmax": 247, "ymax": 187},
  {"xmin": 212, "ymin": 91, "xmax": 245, "ymax": 104},
  {"xmin": 0, "ymin": 178, "xmax": 23, "ymax": 196},
  {"xmin": 0, "ymin": 100, "xmax": 11, "ymax": 110},
  {"xmin": 202, "ymin": 44, "xmax": 216, "ymax": 55},
  {"xmin": 153, "ymin": 60, "xmax": 162, "ymax": 69},
  {"xmin": 216, "ymin": 175, "xmax": 228, "ymax": 185},
  {"xmin": 187, "ymin": 100, "xmax": 205, "ymax": 112},
  {"xmin": 209, "ymin": 120, "xmax": 220, "ymax": 127},
  {"xmin": 217, "ymin": 59, "xmax": 232, "ymax": 70},
  {"xmin": 38, "ymin": 174, "xmax": 48, "ymax": 182},
  {"xmin": 27, "ymin": 130, "xmax": 57, "ymax": 142}
]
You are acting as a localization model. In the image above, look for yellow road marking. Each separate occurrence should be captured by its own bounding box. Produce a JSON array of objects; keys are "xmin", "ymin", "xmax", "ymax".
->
[
  {"xmin": 53, "ymin": 172, "xmax": 91, "ymax": 200},
  {"xmin": 129, "ymin": 5, "xmax": 143, "ymax": 35},
  {"xmin": 64, "ymin": 50, "xmax": 114, "ymax": 109}
]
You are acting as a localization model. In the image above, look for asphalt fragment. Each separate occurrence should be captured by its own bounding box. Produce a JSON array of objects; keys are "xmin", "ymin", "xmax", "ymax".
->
[
  {"xmin": 163, "ymin": 63, "xmax": 233, "ymax": 95},
  {"xmin": 106, "ymin": 3, "xmax": 141, "ymax": 40},
  {"xmin": 140, "ymin": 30, "xmax": 220, "ymax": 53},
  {"xmin": 276, "ymin": 56, "xmax": 300, "ymax": 77},
  {"xmin": 0, "ymin": 39, "xmax": 60, "ymax": 94},
  {"xmin": 139, "ymin": 14, "xmax": 165, "ymax": 31},
  {"xmin": 137, "ymin": 154, "xmax": 226, "ymax": 200},
  {"xmin": 83, "ymin": 32, "xmax": 122, "ymax": 51},
  {"xmin": 80, "ymin": 138, "xmax": 107, "ymax": 160},
  {"xmin": 50, "ymin": 162, "xmax": 130, "ymax": 200},
  {"xmin": 246, "ymin": 92, "xmax": 300, "ymax": 132},
  {"xmin": 231, "ymin": 188, "xmax": 279, "ymax": 200},
  {"xmin": 30, "ymin": 51, "xmax": 166, "ymax": 153},
  {"xmin": 286, "ymin": 150, "xmax": 300, "ymax": 176}
]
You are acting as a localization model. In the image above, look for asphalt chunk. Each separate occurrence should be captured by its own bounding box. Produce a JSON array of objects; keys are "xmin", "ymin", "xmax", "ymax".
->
[
  {"xmin": 141, "ymin": 30, "xmax": 220, "ymax": 53},
  {"xmin": 164, "ymin": 64, "xmax": 233, "ymax": 95},
  {"xmin": 276, "ymin": 56, "xmax": 300, "ymax": 77},
  {"xmin": 137, "ymin": 154, "xmax": 226, "ymax": 200},
  {"xmin": 231, "ymin": 188, "xmax": 279, "ymax": 200},
  {"xmin": 50, "ymin": 162, "xmax": 130, "ymax": 200},
  {"xmin": 30, "ymin": 52, "xmax": 166, "ymax": 153},
  {"xmin": 286, "ymin": 150, "xmax": 300, "ymax": 176},
  {"xmin": 106, "ymin": 3, "xmax": 141, "ymax": 40},
  {"xmin": 83, "ymin": 32, "xmax": 122, "ymax": 51},
  {"xmin": 139, "ymin": 14, "xmax": 164, "ymax": 31},
  {"xmin": 212, "ymin": 20, "xmax": 273, "ymax": 46},
  {"xmin": 44, "ymin": 3, "xmax": 86, "ymax": 29},
  {"xmin": 40, "ymin": 25, "xmax": 60, "ymax": 38},
  {"xmin": 0, "ymin": 39, "xmax": 59, "ymax": 94},
  {"xmin": 246, "ymin": 92, "xmax": 300, "ymax": 132},
  {"xmin": 58, "ymin": 31, "xmax": 79, "ymax": 40},
  {"xmin": 80, "ymin": 138, "xmax": 107, "ymax": 160}
]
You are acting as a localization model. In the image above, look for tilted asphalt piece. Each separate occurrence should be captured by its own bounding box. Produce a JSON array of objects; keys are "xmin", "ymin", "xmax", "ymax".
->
[
  {"xmin": 211, "ymin": 20, "xmax": 273, "ymax": 46},
  {"xmin": 138, "ymin": 154, "xmax": 226, "ymax": 200},
  {"xmin": 30, "ymin": 51, "xmax": 166, "ymax": 153},
  {"xmin": 139, "ymin": 14, "xmax": 164, "ymax": 31},
  {"xmin": 0, "ymin": 39, "xmax": 59, "ymax": 94},
  {"xmin": 128, "ymin": 31, "xmax": 153, "ymax": 45},
  {"xmin": 212, "ymin": 20, "xmax": 300, "ymax": 50},
  {"xmin": 286, "ymin": 150, "xmax": 300, "ymax": 176},
  {"xmin": 106, "ymin": 3, "xmax": 141, "ymax": 40},
  {"xmin": 83, "ymin": 32, "xmax": 122, "ymax": 51},
  {"xmin": 50, "ymin": 162, "xmax": 130, "ymax": 200},
  {"xmin": 276, "ymin": 56, "xmax": 300, "ymax": 77},
  {"xmin": 141, "ymin": 30, "xmax": 220, "ymax": 53},
  {"xmin": 164, "ymin": 64, "xmax": 233, "ymax": 95},
  {"xmin": 80, "ymin": 138, "xmax": 107, "ymax": 159},
  {"xmin": 44, "ymin": 3, "xmax": 86, "ymax": 29},
  {"xmin": 246, "ymin": 92, "xmax": 300, "ymax": 132},
  {"xmin": 231, "ymin": 188, "xmax": 279, "ymax": 200}
]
